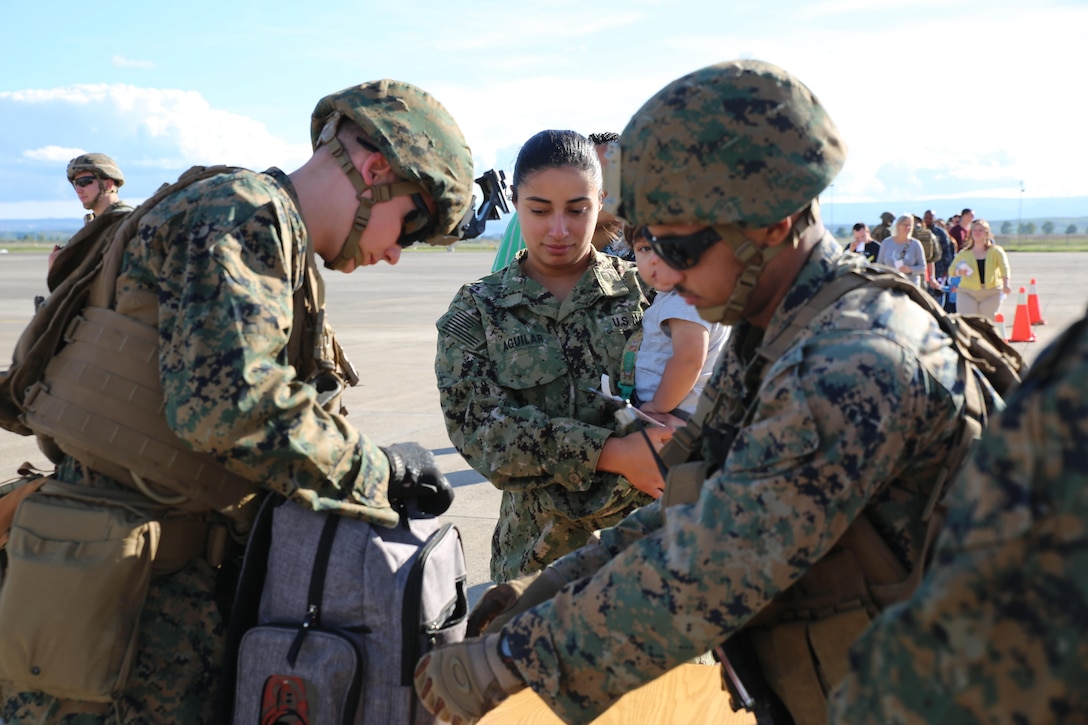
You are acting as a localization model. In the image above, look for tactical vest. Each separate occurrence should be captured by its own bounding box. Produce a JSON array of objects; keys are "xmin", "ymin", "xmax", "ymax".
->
[
  {"xmin": 3, "ymin": 166, "xmax": 357, "ymax": 525},
  {"xmin": 913, "ymin": 227, "xmax": 938, "ymax": 265},
  {"xmin": 659, "ymin": 264, "xmax": 1023, "ymax": 725}
]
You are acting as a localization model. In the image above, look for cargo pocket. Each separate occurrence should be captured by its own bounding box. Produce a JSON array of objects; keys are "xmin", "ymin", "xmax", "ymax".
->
[
  {"xmin": 494, "ymin": 345, "xmax": 567, "ymax": 392},
  {"xmin": 234, "ymin": 625, "xmax": 364, "ymax": 725},
  {"xmin": 0, "ymin": 489, "xmax": 160, "ymax": 702}
]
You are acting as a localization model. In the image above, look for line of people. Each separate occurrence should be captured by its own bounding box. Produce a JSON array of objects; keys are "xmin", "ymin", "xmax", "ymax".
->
[{"xmin": 854, "ymin": 208, "xmax": 1011, "ymax": 322}]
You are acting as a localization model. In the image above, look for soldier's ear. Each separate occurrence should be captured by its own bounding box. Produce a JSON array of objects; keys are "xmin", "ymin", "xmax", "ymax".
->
[
  {"xmin": 762, "ymin": 217, "xmax": 794, "ymax": 248},
  {"xmin": 361, "ymin": 152, "xmax": 394, "ymax": 182}
]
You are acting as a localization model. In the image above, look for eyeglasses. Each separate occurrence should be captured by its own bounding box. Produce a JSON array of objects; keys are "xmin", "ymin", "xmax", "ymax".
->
[
  {"xmin": 396, "ymin": 193, "xmax": 435, "ymax": 248},
  {"xmin": 640, "ymin": 225, "xmax": 722, "ymax": 270},
  {"xmin": 72, "ymin": 176, "xmax": 98, "ymax": 188}
]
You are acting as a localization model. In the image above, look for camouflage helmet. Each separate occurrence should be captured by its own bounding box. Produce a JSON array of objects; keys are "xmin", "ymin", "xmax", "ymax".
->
[
  {"xmin": 310, "ymin": 80, "xmax": 473, "ymax": 246},
  {"xmin": 880, "ymin": 211, "xmax": 895, "ymax": 223},
  {"xmin": 618, "ymin": 60, "xmax": 846, "ymax": 228},
  {"xmin": 66, "ymin": 153, "xmax": 124, "ymax": 187}
]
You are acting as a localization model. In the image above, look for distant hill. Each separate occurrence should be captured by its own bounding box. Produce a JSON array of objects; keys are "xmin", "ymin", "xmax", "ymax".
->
[
  {"xmin": 5, "ymin": 194, "xmax": 1088, "ymax": 238},
  {"xmin": 823, "ymin": 196, "xmax": 1088, "ymax": 230},
  {"xmin": 0, "ymin": 218, "xmax": 83, "ymax": 236}
]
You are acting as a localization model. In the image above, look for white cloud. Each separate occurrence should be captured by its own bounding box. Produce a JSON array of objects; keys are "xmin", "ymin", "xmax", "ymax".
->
[
  {"xmin": 667, "ymin": 6, "xmax": 1088, "ymax": 203},
  {"xmin": 430, "ymin": 71, "xmax": 682, "ymax": 173},
  {"xmin": 112, "ymin": 55, "xmax": 155, "ymax": 69},
  {"xmin": 23, "ymin": 145, "xmax": 85, "ymax": 162},
  {"xmin": 426, "ymin": 0, "xmax": 1088, "ymax": 206},
  {"xmin": 4, "ymin": 85, "xmax": 312, "ymax": 170},
  {"xmin": 0, "ymin": 83, "xmax": 312, "ymax": 217}
]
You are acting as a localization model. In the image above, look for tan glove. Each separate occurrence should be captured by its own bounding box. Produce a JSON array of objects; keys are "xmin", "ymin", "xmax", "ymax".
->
[
  {"xmin": 470, "ymin": 531, "xmax": 624, "ymax": 636},
  {"xmin": 467, "ymin": 567, "xmax": 569, "ymax": 637},
  {"xmin": 414, "ymin": 633, "xmax": 525, "ymax": 724},
  {"xmin": 466, "ymin": 572, "xmax": 536, "ymax": 637},
  {"xmin": 481, "ymin": 567, "xmax": 569, "ymax": 635}
]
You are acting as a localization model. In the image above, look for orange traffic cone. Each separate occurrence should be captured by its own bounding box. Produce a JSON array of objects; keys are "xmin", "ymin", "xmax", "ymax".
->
[
  {"xmin": 1008, "ymin": 287, "xmax": 1036, "ymax": 342},
  {"xmin": 994, "ymin": 313, "xmax": 1007, "ymax": 341},
  {"xmin": 1027, "ymin": 278, "xmax": 1047, "ymax": 325}
]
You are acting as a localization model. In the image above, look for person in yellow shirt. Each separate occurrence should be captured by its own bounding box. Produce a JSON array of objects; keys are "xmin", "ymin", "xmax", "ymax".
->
[{"xmin": 949, "ymin": 218, "xmax": 1011, "ymax": 320}]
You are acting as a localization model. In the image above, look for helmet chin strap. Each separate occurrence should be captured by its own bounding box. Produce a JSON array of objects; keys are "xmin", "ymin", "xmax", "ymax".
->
[
  {"xmin": 317, "ymin": 113, "xmax": 424, "ymax": 271},
  {"xmin": 84, "ymin": 179, "xmax": 109, "ymax": 212},
  {"xmin": 697, "ymin": 201, "xmax": 818, "ymax": 325}
]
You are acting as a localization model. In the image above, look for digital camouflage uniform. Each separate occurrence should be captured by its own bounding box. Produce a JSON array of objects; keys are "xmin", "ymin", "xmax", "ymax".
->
[
  {"xmin": 1, "ymin": 168, "xmax": 393, "ymax": 724},
  {"xmin": 413, "ymin": 59, "xmax": 1006, "ymax": 725},
  {"xmin": 4, "ymin": 80, "xmax": 474, "ymax": 725},
  {"xmin": 828, "ymin": 308, "xmax": 1088, "ymax": 725},
  {"xmin": 498, "ymin": 233, "xmax": 989, "ymax": 723},
  {"xmin": 435, "ymin": 248, "xmax": 652, "ymax": 583}
]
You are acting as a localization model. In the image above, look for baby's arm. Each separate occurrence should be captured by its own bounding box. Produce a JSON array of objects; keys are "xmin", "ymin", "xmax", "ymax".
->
[{"xmin": 639, "ymin": 318, "xmax": 709, "ymax": 415}]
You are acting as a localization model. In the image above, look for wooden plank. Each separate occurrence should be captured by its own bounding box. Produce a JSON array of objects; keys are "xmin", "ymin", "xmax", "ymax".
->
[{"xmin": 479, "ymin": 664, "xmax": 756, "ymax": 724}]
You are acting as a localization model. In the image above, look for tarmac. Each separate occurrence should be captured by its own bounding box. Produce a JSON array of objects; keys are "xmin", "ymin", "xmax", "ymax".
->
[{"xmin": 1, "ymin": 249, "xmax": 1086, "ymax": 607}]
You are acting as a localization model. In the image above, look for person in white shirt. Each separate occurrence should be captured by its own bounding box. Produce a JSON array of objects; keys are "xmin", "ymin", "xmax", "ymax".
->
[{"xmin": 629, "ymin": 225, "xmax": 730, "ymax": 421}]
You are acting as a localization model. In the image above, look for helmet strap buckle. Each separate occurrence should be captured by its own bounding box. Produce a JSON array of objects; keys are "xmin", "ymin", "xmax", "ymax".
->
[{"xmin": 319, "ymin": 120, "xmax": 428, "ymax": 270}]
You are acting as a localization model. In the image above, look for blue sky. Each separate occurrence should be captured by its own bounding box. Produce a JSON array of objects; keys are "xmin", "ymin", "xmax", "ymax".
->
[{"xmin": 2, "ymin": 0, "xmax": 1087, "ymax": 220}]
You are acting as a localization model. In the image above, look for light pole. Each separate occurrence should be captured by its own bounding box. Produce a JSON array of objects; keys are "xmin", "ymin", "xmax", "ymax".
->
[
  {"xmin": 1018, "ymin": 180, "xmax": 1024, "ymax": 247},
  {"xmin": 828, "ymin": 183, "xmax": 834, "ymax": 234}
]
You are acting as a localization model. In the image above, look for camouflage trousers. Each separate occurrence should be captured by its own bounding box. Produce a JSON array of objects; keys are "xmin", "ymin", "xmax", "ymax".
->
[{"xmin": 1, "ymin": 560, "xmax": 223, "ymax": 724}]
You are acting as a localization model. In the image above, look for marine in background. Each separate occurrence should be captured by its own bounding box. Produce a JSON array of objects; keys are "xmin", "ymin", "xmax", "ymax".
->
[
  {"xmin": 911, "ymin": 213, "xmax": 940, "ymax": 288},
  {"xmin": 870, "ymin": 210, "xmax": 895, "ymax": 242},
  {"xmin": 48, "ymin": 154, "xmax": 133, "ymax": 274}
]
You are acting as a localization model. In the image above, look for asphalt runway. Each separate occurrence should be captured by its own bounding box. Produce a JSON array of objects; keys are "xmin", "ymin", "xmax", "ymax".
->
[{"xmin": 1, "ymin": 249, "xmax": 1086, "ymax": 604}]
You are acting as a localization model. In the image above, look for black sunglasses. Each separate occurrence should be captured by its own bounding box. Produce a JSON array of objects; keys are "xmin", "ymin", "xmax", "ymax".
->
[
  {"xmin": 396, "ymin": 193, "xmax": 434, "ymax": 248},
  {"xmin": 641, "ymin": 225, "xmax": 722, "ymax": 270},
  {"xmin": 72, "ymin": 176, "xmax": 98, "ymax": 188}
]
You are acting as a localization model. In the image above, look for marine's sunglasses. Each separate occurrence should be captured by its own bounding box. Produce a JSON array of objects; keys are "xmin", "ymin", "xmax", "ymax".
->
[
  {"xmin": 72, "ymin": 176, "xmax": 98, "ymax": 188},
  {"xmin": 397, "ymin": 193, "xmax": 434, "ymax": 247},
  {"xmin": 641, "ymin": 225, "xmax": 723, "ymax": 270}
]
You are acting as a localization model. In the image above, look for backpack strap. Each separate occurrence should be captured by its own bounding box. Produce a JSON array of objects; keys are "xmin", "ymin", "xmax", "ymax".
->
[
  {"xmin": 287, "ymin": 512, "xmax": 341, "ymax": 667},
  {"xmin": 658, "ymin": 385, "xmax": 723, "ymax": 468},
  {"xmin": 750, "ymin": 266, "xmax": 1018, "ymax": 626},
  {"xmin": 756, "ymin": 272, "xmax": 871, "ymax": 363},
  {"xmin": 215, "ymin": 493, "xmax": 283, "ymax": 722},
  {"xmin": 286, "ymin": 232, "xmax": 359, "ymax": 414},
  {"xmin": 659, "ymin": 271, "xmax": 874, "ymax": 470}
]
